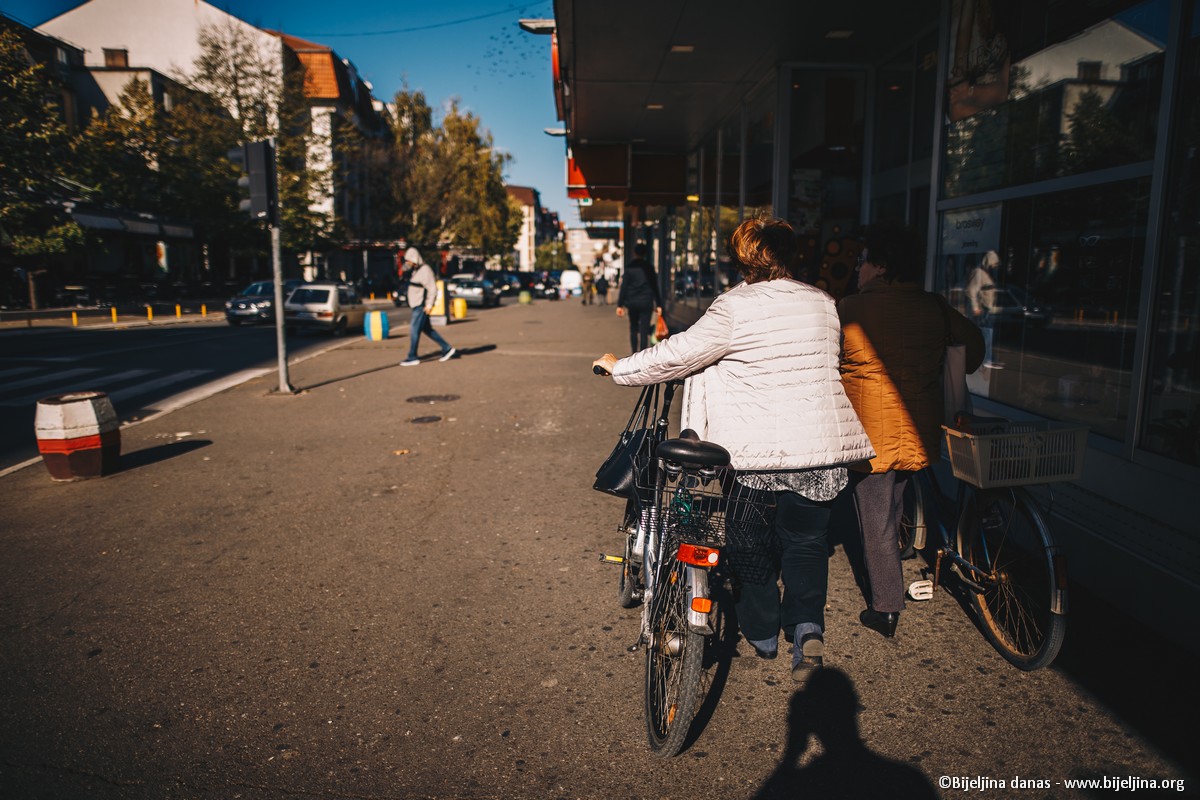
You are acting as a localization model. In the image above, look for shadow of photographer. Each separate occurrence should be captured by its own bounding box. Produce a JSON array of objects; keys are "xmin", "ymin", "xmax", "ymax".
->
[{"xmin": 752, "ymin": 667, "xmax": 937, "ymax": 800}]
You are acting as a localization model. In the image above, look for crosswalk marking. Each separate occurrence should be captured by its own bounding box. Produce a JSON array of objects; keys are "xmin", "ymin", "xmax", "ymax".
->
[
  {"xmin": 1, "ymin": 367, "xmax": 99, "ymax": 392},
  {"xmin": 2, "ymin": 368, "xmax": 153, "ymax": 406},
  {"xmin": 106, "ymin": 370, "xmax": 211, "ymax": 404}
]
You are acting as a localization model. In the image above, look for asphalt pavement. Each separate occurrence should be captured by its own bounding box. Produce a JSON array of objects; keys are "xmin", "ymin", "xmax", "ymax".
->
[{"xmin": 0, "ymin": 297, "xmax": 1194, "ymax": 799}]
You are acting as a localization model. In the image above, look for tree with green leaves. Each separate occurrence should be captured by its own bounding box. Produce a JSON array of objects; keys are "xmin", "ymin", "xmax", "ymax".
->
[
  {"xmin": 0, "ymin": 26, "xmax": 83, "ymax": 307},
  {"xmin": 188, "ymin": 22, "xmax": 336, "ymax": 255},
  {"xmin": 390, "ymin": 91, "xmax": 518, "ymax": 259},
  {"xmin": 535, "ymin": 239, "xmax": 571, "ymax": 271}
]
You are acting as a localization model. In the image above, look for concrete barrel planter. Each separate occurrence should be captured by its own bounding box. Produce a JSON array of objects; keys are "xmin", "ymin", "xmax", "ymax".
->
[{"xmin": 34, "ymin": 391, "xmax": 121, "ymax": 481}]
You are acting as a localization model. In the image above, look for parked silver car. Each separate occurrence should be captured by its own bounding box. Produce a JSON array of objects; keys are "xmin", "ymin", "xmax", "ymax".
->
[
  {"xmin": 284, "ymin": 282, "xmax": 367, "ymax": 335},
  {"xmin": 225, "ymin": 279, "xmax": 304, "ymax": 325}
]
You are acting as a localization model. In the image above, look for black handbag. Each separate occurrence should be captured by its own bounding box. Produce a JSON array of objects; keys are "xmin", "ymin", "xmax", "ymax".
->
[{"xmin": 593, "ymin": 385, "xmax": 656, "ymax": 497}]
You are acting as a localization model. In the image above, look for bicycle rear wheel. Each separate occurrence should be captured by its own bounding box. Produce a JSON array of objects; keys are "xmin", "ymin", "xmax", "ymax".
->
[
  {"xmin": 957, "ymin": 488, "xmax": 1067, "ymax": 670},
  {"xmin": 644, "ymin": 558, "xmax": 703, "ymax": 756}
]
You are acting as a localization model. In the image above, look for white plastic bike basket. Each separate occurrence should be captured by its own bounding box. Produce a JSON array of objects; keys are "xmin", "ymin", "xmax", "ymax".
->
[{"xmin": 943, "ymin": 421, "xmax": 1088, "ymax": 489}]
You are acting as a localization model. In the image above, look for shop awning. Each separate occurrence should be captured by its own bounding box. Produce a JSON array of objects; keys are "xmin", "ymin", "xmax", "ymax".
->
[{"xmin": 71, "ymin": 212, "xmax": 124, "ymax": 231}]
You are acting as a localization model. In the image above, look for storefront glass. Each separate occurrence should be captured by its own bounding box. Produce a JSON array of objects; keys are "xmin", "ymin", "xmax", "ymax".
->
[
  {"xmin": 1141, "ymin": 1, "xmax": 1200, "ymax": 466},
  {"xmin": 941, "ymin": 179, "xmax": 1149, "ymax": 442},
  {"xmin": 744, "ymin": 82, "xmax": 775, "ymax": 217},
  {"xmin": 943, "ymin": 0, "xmax": 1168, "ymax": 199},
  {"xmin": 787, "ymin": 69, "xmax": 866, "ymax": 298}
]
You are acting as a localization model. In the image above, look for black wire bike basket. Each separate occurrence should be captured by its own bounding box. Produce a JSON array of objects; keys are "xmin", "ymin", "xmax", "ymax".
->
[{"xmin": 631, "ymin": 453, "xmax": 779, "ymax": 585}]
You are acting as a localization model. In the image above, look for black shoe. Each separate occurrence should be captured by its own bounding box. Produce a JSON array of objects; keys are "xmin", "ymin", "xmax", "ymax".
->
[{"xmin": 859, "ymin": 609, "xmax": 899, "ymax": 638}]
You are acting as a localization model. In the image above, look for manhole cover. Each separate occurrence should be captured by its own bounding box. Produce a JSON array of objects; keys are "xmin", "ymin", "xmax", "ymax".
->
[
  {"xmin": 405, "ymin": 394, "xmax": 460, "ymax": 404},
  {"xmin": 410, "ymin": 415, "xmax": 442, "ymax": 424}
]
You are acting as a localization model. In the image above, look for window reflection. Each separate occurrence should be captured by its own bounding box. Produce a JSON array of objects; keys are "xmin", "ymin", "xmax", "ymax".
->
[
  {"xmin": 1142, "ymin": 1, "xmax": 1200, "ymax": 465},
  {"xmin": 944, "ymin": 0, "xmax": 1167, "ymax": 198},
  {"xmin": 941, "ymin": 180, "xmax": 1148, "ymax": 441}
]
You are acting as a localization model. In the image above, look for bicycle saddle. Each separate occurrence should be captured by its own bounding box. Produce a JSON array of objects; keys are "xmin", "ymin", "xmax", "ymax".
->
[{"xmin": 656, "ymin": 436, "xmax": 731, "ymax": 468}]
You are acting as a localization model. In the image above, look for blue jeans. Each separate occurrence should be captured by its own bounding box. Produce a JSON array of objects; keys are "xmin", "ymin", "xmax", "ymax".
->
[{"xmin": 406, "ymin": 305, "xmax": 451, "ymax": 360}]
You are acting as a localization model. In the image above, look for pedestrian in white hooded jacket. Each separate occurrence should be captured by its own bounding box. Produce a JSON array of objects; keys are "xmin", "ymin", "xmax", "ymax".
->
[{"xmin": 593, "ymin": 217, "xmax": 873, "ymax": 683}]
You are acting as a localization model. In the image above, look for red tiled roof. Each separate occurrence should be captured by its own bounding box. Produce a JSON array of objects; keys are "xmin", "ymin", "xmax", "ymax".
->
[
  {"xmin": 266, "ymin": 31, "xmax": 339, "ymax": 99},
  {"xmin": 507, "ymin": 185, "xmax": 537, "ymax": 206}
]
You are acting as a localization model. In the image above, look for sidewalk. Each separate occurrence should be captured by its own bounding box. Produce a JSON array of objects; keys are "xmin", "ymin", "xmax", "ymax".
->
[{"xmin": 0, "ymin": 299, "xmax": 1192, "ymax": 798}]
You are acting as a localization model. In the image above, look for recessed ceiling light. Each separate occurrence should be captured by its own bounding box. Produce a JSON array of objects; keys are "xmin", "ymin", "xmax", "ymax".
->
[
  {"xmin": 646, "ymin": 103, "xmax": 664, "ymax": 110},
  {"xmin": 825, "ymin": 30, "xmax": 853, "ymax": 39},
  {"xmin": 670, "ymin": 45, "xmax": 694, "ymax": 53}
]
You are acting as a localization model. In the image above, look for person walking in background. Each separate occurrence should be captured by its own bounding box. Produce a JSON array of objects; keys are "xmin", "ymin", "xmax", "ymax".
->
[
  {"xmin": 616, "ymin": 243, "xmax": 662, "ymax": 353},
  {"xmin": 595, "ymin": 273, "xmax": 609, "ymax": 305},
  {"xmin": 400, "ymin": 245, "xmax": 456, "ymax": 367},
  {"xmin": 838, "ymin": 223, "xmax": 983, "ymax": 638},
  {"xmin": 965, "ymin": 249, "xmax": 1001, "ymax": 368},
  {"xmin": 595, "ymin": 217, "xmax": 874, "ymax": 684},
  {"xmin": 581, "ymin": 266, "xmax": 596, "ymax": 305}
]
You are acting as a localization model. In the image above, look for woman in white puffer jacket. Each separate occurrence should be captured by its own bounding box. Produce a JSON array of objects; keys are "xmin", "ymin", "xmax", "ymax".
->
[{"xmin": 593, "ymin": 217, "xmax": 873, "ymax": 683}]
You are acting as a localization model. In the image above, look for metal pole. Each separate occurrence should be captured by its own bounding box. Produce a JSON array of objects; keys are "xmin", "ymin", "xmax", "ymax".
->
[{"xmin": 271, "ymin": 224, "xmax": 293, "ymax": 394}]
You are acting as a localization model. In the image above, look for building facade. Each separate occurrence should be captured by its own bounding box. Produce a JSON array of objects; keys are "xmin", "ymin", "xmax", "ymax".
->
[{"xmin": 549, "ymin": 0, "xmax": 1199, "ymax": 651}]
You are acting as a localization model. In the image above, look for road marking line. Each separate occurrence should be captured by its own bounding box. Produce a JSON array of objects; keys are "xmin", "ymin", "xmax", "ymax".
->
[
  {"xmin": 0, "ymin": 367, "xmax": 99, "ymax": 392},
  {"xmin": 2, "ymin": 369, "xmax": 154, "ymax": 406},
  {"xmin": 106, "ymin": 370, "xmax": 212, "ymax": 404}
]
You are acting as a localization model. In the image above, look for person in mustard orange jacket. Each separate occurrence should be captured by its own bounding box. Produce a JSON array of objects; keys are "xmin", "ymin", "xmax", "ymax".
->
[{"xmin": 838, "ymin": 223, "xmax": 983, "ymax": 639}]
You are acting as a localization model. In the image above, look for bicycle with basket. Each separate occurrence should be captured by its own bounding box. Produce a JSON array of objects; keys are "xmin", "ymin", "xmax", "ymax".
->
[
  {"xmin": 593, "ymin": 373, "xmax": 776, "ymax": 756},
  {"xmin": 902, "ymin": 413, "xmax": 1088, "ymax": 670}
]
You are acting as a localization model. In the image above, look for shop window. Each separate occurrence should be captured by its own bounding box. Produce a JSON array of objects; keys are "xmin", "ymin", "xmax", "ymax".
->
[
  {"xmin": 1141, "ymin": 1, "xmax": 1200, "ymax": 465},
  {"xmin": 789, "ymin": 69, "xmax": 865, "ymax": 299},
  {"xmin": 943, "ymin": 0, "xmax": 1168, "ymax": 198},
  {"xmin": 941, "ymin": 179, "xmax": 1148, "ymax": 442}
]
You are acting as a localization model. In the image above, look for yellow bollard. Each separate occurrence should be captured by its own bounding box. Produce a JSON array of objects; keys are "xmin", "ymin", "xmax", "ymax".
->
[
  {"xmin": 111, "ymin": 307, "xmax": 117, "ymax": 323},
  {"xmin": 147, "ymin": 306, "xmax": 153, "ymax": 322},
  {"xmin": 176, "ymin": 304, "xmax": 181, "ymax": 318},
  {"xmin": 370, "ymin": 292, "xmax": 376, "ymax": 301},
  {"xmin": 451, "ymin": 297, "xmax": 468, "ymax": 319},
  {"xmin": 201, "ymin": 304, "xmax": 207, "ymax": 316},
  {"xmin": 72, "ymin": 311, "xmax": 78, "ymax": 327}
]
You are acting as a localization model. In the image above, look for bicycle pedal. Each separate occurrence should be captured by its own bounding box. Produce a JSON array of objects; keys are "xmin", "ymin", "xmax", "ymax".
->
[
  {"xmin": 908, "ymin": 579, "xmax": 934, "ymax": 601},
  {"xmin": 598, "ymin": 554, "xmax": 625, "ymax": 565}
]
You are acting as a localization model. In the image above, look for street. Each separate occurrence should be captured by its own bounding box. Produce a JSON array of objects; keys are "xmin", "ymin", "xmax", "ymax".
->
[
  {"xmin": 0, "ymin": 313, "xmax": 385, "ymax": 473},
  {"xmin": 0, "ymin": 299, "xmax": 1194, "ymax": 799}
]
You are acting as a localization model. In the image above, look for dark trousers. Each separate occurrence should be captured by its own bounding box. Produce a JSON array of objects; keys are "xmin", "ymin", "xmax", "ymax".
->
[
  {"xmin": 734, "ymin": 491, "xmax": 833, "ymax": 641},
  {"xmin": 627, "ymin": 306, "xmax": 654, "ymax": 352},
  {"xmin": 851, "ymin": 470, "xmax": 908, "ymax": 614}
]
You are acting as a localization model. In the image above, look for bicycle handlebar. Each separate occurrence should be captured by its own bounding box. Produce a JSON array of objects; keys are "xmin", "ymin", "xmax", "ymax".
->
[{"xmin": 593, "ymin": 365, "xmax": 610, "ymax": 376}]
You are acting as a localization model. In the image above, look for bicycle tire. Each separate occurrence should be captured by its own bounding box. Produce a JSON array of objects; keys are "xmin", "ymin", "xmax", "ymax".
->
[
  {"xmin": 618, "ymin": 497, "xmax": 644, "ymax": 608},
  {"xmin": 644, "ymin": 558, "xmax": 704, "ymax": 756},
  {"xmin": 957, "ymin": 488, "xmax": 1067, "ymax": 670},
  {"xmin": 898, "ymin": 473, "xmax": 927, "ymax": 559}
]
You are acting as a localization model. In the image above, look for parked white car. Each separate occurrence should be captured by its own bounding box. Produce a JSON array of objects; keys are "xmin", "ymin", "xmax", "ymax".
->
[{"xmin": 284, "ymin": 282, "xmax": 367, "ymax": 335}]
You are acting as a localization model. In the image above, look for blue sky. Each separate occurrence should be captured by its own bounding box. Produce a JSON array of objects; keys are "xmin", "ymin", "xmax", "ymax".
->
[{"xmin": 1, "ymin": 0, "xmax": 575, "ymax": 224}]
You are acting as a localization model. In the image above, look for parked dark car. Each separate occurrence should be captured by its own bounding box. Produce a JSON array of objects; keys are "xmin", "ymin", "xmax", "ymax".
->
[
  {"xmin": 225, "ymin": 279, "xmax": 305, "ymax": 325},
  {"xmin": 487, "ymin": 270, "xmax": 523, "ymax": 296},
  {"xmin": 518, "ymin": 272, "xmax": 559, "ymax": 300}
]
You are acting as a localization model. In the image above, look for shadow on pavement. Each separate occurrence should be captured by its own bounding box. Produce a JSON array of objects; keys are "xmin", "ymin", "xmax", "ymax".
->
[
  {"xmin": 752, "ymin": 668, "xmax": 939, "ymax": 800},
  {"xmin": 118, "ymin": 439, "xmax": 212, "ymax": 472}
]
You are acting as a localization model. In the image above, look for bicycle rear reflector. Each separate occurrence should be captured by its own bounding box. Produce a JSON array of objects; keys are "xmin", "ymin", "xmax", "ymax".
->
[
  {"xmin": 690, "ymin": 597, "xmax": 713, "ymax": 614},
  {"xmin": 676, "ymin": 543, "xmax": 719, "ymax": 567}
]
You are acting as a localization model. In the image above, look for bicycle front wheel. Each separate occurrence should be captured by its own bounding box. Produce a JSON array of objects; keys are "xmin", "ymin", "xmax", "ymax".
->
[
  {"xmin": 644, "ymin": 558, "xmax": 704, "ymax": 756},
  {"xmin": 957, "ymin": 488, "xmax": 1067, "ymax": 670}
]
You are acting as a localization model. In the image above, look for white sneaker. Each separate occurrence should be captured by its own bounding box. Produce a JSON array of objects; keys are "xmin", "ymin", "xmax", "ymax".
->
[
  {"xmin": 439, "ymin": 347, "xmax": 457, "ymax": 362},
  {"xmin": 401, "ymin": 358, "xmax": 420, "ymax": 366}
]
